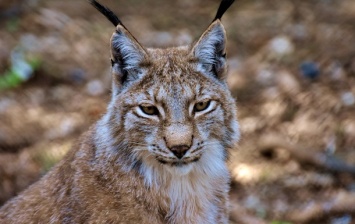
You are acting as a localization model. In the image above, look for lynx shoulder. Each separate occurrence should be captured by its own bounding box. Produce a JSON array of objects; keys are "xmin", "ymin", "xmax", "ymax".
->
[{"xmin": 0, "ymin": 1, "xmax": 239, "ymax": 223}]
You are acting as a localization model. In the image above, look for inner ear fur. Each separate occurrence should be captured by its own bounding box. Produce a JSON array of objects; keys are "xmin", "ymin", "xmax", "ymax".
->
[
  {"xmin": 190, "ymin": 20, "xmax": 227, "ymax": 80},
  {"xmin": 110, "ymin": 25, "xmax": 150, "ymax": 91}
]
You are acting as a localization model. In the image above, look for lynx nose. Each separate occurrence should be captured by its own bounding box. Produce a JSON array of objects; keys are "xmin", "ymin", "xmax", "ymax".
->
[{"xmin": 170, "ymin": 145, "xmax": 189, "ymax": 159}]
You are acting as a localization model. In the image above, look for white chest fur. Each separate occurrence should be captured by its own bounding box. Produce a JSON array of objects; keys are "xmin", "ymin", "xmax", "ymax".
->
[{"xmin": 139, "ymin": 145, "xmax": 229, "ymax": 224}]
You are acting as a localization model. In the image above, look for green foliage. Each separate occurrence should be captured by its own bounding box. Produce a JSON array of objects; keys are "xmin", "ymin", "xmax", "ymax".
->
[
  {"xmin": 0, "ymin": 70, "xmax": 22, "ymax": 89},
  {"xmin": 0, "ymin": 51, "xmax": 41, "ymax": 91}
]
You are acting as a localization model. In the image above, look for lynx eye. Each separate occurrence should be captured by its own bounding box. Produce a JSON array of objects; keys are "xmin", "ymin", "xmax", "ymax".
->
[
  {"xmin": 139, "ymin": 105, "xmax": 159, "ymax": 116},
  {"xmin": 194, "ymin": 101, "xmax": 211, "ymax": 112}
]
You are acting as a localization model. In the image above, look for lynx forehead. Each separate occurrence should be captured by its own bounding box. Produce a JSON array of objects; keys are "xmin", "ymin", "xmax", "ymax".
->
[{"xmin": 0, "ymin": 0, "xmax": 239, "ymax": 223}]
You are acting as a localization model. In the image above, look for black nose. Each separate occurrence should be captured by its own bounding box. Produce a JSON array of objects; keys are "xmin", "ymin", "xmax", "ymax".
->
[{"xmin": 170, "ymin": 145, "xmax": 189, "ymax": 159}]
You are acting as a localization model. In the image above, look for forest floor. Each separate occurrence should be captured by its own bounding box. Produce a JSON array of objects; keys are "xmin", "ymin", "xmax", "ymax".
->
[{"xmin": 1, "ymin": 0, "xmax": 355, "ymax": 223}]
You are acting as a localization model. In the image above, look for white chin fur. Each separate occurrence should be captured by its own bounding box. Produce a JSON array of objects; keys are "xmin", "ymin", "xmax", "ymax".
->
[{"xmin": 165, "ymin": 163, "xmax": 193, "ymax": 176}]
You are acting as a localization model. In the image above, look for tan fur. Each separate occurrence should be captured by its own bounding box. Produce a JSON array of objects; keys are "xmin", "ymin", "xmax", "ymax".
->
[{"xmin": 0, "ymin": 19, "xmax": 239, "ymax": 223}]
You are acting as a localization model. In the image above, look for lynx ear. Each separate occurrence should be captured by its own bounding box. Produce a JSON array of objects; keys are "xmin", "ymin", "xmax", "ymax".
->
[
  {"xmin": 89, "ymin": 0, "xmax": 149, "ymax": 92},
  {"xmin": 110, "ymin": 25, "xmax": 149, "ymax": 92},
  {"xmin": 191, "ymin": 20, "xmax": 227, "ymax": 79}
]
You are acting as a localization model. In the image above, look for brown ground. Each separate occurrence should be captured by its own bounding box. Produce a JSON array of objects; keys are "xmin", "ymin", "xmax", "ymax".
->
[{"xmin": 1, "ymin": 0, "xmax": 355, "ymax": 223}]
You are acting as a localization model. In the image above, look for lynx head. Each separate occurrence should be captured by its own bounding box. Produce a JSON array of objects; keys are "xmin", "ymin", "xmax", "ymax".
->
[{"xmin": 92, "ymin": 0, "xmax": 239, "ymax": 183}]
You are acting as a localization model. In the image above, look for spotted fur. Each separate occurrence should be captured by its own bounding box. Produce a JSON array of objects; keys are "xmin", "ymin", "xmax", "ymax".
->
[{"xmin": 0, "ymin": 2, "xmax": 239, "ymax": 224}]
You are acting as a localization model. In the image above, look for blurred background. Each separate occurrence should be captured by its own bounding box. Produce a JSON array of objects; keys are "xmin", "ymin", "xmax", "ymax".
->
[{"xmin": 1, "ymin": 0, "xmax": 355, "ymax": 223}]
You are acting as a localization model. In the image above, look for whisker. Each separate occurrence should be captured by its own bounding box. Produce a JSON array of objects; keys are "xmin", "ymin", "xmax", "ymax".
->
[
  {"xmin": 140, "ymin": 153, "xmax": 154, "ymax": 161},
  {"xmin": 127, "ymin": 142, "xmax": 149, "ymax": 147},
  {"xmin": 200, "ymin": 141, "xmax": 221, "ymax": 147}
]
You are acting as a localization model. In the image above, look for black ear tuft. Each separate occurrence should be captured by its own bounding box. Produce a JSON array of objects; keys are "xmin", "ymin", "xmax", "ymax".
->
[
  {"xmin": 88, "ymin": 0, "xmax": 122, "ymax": 27},
  {"xmin": 214, "ymin": 0, "xmax": 235, "ymax": 21}
]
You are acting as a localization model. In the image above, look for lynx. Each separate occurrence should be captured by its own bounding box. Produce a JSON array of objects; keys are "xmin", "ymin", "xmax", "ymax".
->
[{"xmin": 0, "ymin": 0, "xmax": 239, "ymax": 223}]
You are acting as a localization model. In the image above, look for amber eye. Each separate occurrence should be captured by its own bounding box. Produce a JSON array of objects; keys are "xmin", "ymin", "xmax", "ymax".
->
[
  {"xmin": 139, "ymin": 105, "xmax": 159, "ymax": 116},
  {"xmin": 194, "ymin": 101, "xmax": 211, "ymax": 112}
]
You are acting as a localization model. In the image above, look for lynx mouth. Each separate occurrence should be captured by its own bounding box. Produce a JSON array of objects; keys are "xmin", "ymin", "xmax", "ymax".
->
[{"xmin": 156, "ymin": 157, "xmax": 200, "ymax": 166}]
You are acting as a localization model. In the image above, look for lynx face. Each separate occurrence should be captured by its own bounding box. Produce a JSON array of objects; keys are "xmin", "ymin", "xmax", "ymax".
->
[
  {"xmin": 118, "ymin": 49, "xmax": 238, "ymax": 177},
  {"xmin": 95, "ymin": 20, "xmax": 239, "ymax": 181}
]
